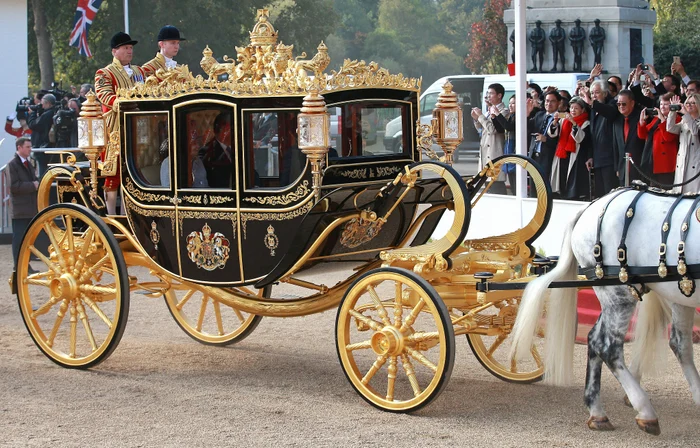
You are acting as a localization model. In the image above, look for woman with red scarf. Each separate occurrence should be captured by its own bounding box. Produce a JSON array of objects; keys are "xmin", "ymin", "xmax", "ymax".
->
[{"xmin": 552, "ymin": 96, "xmax": 592, "ymax": 199}]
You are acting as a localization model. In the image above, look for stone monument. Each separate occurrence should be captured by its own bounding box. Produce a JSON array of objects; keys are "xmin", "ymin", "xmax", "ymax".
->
[{"xmin": 504, "ymin": 0, "xmax": 656, "ymax": 76}]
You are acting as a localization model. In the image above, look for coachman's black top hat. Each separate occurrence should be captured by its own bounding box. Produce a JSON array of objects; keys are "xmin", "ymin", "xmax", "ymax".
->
[
  {"xmin": 111, "ymin": 32, "xmax": 138, "ymax": 49},
  {"xmin": 157, "ymin": 25, "xmax": 186, "ymax": 42}
]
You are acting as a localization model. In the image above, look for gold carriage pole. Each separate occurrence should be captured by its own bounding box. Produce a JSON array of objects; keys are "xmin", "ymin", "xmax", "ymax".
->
[
  {"xmin": 297, "ymin": 89, "xmax": 330, "ymax": 201},
  {"xmin": 77, "ymin": 91, "xmax": 106, "ymax": 209},
  {"xmin": 432, "ymin": 81, "xmax": 463, "ymax": 165}
]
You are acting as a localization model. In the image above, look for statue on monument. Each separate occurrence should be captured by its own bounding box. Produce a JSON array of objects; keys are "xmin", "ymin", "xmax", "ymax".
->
[
  {"xmin": 569, "ymin": 19, "xmax": 586, "ymax": 72},
  {"xmin": 510, "ymin": 29, "xmax": 515, "ymax": 63},
  {"xmin": 590, "ymin": 19, "xmax": 606, "ymax": 65},
  {"xmin": 529, "ymin": 20, "xmax": 546, "ymax": 72},
  {"xmin": 549, "ymin": 19, "xmax": 566, "ymax": 72}
]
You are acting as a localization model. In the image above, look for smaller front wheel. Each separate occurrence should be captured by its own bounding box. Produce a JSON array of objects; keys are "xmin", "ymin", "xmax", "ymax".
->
[{"xmin": 336, "ymin": 267, "xmax": 455, "ymax": 412}]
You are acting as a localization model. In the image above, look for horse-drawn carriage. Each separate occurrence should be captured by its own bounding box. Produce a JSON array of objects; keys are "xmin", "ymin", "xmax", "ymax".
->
[{"xmin": 11, "ymin": 11, "xmax": 556, "ymax": 413}]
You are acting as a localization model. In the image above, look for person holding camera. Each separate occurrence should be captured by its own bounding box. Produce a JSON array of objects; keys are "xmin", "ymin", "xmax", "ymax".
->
[
  {"xmin": 27, "ymin": 93, "xmax": 56, "ymax": 148},
  {"xmin": 667, "ymin": 93, "xmax": 700, "ymax": 193},
  {"xmin": 53, "ymin": 98, "xmax": 81, "ymax": 148},
  {"xmin": 637, "ymin": 93, "xmax": 680, "ymax": 186}
]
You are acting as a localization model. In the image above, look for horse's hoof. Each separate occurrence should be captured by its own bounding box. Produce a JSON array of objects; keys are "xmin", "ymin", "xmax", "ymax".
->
[
  {"xmin": 636, "ymin": 418, "xmax": 661, "ymax": 436},
  {"xmin": 623, "ymin": 395, "xmax": 632, "ymax": 407},
  {"xmin": 587, "ymin": 416, "xmax": 615, "ymax": 431}
]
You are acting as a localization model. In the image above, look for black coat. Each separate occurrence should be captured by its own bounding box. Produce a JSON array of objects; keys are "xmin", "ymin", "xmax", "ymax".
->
[
  {"xmin": 7, "ymin": 153, "xmax": 38, "ymax": 219},
  {"xmin": 27, "ymin": 107, "xmax": 54, "ymax": 148},
  {"xmin": 527, "ymin": 110, "xmax": 560, "ymax": 179},
  {"xmin": 590, "ymin": 96, "xmax": 617, "ymax": 168},
  {"xmin": 609, "ymin": 107, "xmax": 645, "ymax": 183}
]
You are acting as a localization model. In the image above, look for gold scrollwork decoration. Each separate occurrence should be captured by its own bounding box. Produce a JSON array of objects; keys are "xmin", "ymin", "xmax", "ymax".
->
[
  {"xmin": 150, "ymin": 221, "xmax": 161, "ymax": 250},
  {"xmin": 243, "ymin": 181, "xmax": 310, "ymax": 206},
  {"xmin": 124, "ymin": 197, "xmax": 176, "ymax": 236},
  {"xmin": 240, "ymin": 201, "xmax": 313, "ymax": 240},
  {"xmin": 339, "ymin": 168, "xmax": 368, "ymax": 179},
  {"xmin": 178, "ymin": 210, "xmax": 238, "ymax": 240},
  {"xmin": 124, "ymin": 177, "xmax": 170, "ymax": 202},
  {"xmin": 186, "ymin": 223, "xmax": 231, "ymax": 271},
  {"xmin": 181, "ymin": 195, "xmax": 203, "ymax": 205},
  {"xmin": 375, "ymin": 166, "xmax": 402, "ymax": 177},
  {"xmin": 416, "ymin": 121, "xmax": 439, "ymax": 161}
]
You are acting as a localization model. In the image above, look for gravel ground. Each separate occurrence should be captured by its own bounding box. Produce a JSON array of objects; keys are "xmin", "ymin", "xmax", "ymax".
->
[{"xmin": 1, "ymin": 243, "xmax": 699, "ymax": 447}]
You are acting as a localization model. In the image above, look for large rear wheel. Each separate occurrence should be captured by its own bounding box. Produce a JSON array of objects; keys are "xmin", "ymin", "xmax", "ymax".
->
[
  {"xmin": 16, "ymin": 203, "xmax": 129, "ymax": 368},
  {"xmin": 336, "ymin": 267, "xmax": 455, "ymax": 412}
]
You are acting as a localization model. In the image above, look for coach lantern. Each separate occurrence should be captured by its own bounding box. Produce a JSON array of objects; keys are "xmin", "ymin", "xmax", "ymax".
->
[
  {"xmin": 77, "ymin": 91, "xmax": 106, "ymax": 204},
  {"xmin": 297, "ymin": 88, "xmax": 330, "ymax": 201},
  {"xmin": 432, "ymin": 81, "xmax": 463, "ymax": 165}
]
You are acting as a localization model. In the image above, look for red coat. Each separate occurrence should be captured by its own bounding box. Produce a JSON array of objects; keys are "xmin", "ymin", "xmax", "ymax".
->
[
  {"xmin": 5, "ymin": 120, "xmax": 31, "ymax": 138},
  {"xmin": 637, "ymin": 116, "xmax": 680, "ymax": 174}
]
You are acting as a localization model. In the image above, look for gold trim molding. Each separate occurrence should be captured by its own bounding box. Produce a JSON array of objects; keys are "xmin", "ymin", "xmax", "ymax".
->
[
  {"xmin": 124, "ymin": 177, "xmax": 170, "ymax": 202},
  {"xmin": 243, "ymin": 180, "xmax": 310, "ymax": 206}
]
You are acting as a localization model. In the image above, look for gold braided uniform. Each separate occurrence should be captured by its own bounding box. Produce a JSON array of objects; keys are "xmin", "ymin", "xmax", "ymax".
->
[{"xmin": 94, "ymin": 57, "xmax": 150, "ymax": 190}]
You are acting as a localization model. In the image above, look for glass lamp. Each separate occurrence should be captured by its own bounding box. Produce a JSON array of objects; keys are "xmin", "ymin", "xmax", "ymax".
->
[
  {"xmin": 297, "ymin": 89, "xmax": 330, "ymax": 200},
  {"xmin": 77, "ymin": 91, "xmax": 106, "ymax": 204},
  {"xmin": 432, "ymin": 81, "xmax": 463, "ymax": 165}
]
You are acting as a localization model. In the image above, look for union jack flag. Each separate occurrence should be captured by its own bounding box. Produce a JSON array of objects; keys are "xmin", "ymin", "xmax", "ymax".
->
[{"xmin": 69, "ymin": 0, "xmax": 103, "ymax": 58}]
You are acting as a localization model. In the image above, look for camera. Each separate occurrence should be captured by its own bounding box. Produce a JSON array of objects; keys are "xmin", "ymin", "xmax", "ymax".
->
[
  {"xmin": 670, "ymin": 104, "xmax": 682, "ymax": 112},
  {"xmin": 15, "ymin": 97, "xmax": 37, "ymax": 121},
  {"xmin": 642, "ymin": 64, "xmax": 649, "ymax": 71},
  {"xmin": 53, "ymin": 107, "xmax": 77, "ymax": 147},
  {"xmin": 644, "ymin": 107, "xmax": 657, "ymax": 116}
]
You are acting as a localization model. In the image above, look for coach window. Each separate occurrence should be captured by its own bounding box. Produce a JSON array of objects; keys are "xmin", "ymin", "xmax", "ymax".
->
[
  {"xmin": 126, "ymin": 113, "xmax": 169, "ymax": 187},
  {"xmin": 176, "ymin": 106, "xmax": 234, "ymax": 189}
]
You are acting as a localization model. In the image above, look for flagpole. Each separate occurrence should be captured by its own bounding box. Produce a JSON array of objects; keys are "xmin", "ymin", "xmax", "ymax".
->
[{"xmin": 124, "ymin": 0, "xmax": 129, "ymax": 33}]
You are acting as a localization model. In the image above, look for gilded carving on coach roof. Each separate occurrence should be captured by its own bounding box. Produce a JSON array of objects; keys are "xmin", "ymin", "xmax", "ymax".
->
[
  {"xmin": 243, "ymin": 181, "xmax": 310, "ymax": 206},
  {"xmin": 186, "ymin": 223, "xmax": 231, "ymax": 271},
  {"xmin": 114, "ymin": 10, "xmax": 419, "ymax": 103}
]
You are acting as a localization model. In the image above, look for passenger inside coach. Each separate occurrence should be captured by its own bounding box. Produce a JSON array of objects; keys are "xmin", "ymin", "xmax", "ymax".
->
[{"xmin": 199, "ymin": 112, "xmax": 233, "ymax": 189}]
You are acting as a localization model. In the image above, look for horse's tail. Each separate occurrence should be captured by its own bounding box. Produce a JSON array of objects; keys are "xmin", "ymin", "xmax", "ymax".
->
[
  {"xmin": 629, "ymin": 290, "xmax": 671, "ymax": 379},
  {"xmin": 510, "ymin": 208, "xmax": 584, "ymax": 386}
]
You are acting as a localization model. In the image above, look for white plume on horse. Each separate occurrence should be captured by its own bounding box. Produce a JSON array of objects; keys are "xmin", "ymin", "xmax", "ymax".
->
[{"xmin": 510, "ymin": 188, "xmax": 700, "ymax": 435}]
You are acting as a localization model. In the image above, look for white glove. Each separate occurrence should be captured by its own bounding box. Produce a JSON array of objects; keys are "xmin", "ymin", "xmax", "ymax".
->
[{"xmin": 7, "ymin": 112, "xmax": 16, "ymax": 121}]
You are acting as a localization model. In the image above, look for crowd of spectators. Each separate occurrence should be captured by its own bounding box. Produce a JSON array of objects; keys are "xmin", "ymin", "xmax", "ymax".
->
[{"xmin": 472, "ymin": 60, "xmax": 700, "ymax": 199}]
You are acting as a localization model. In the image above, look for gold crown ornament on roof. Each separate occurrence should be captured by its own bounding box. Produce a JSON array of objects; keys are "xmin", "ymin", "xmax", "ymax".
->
[{"xmin": 249, "ymin": 9, "xmax": 278, "ymax": 46}]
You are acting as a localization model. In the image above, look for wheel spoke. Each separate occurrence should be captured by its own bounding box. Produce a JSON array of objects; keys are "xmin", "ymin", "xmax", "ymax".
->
[
  {"xmin": 349, "ymin": 309, "xmax": 384, "ymax": 332},
  {"xmin": 406, "ymin": 331, "xmax": 440, "ymax": 344},
  {"xmin": 486, "ymin": 334, "xmax": 507, "ymax": 356},
  {"xmin": 361, "ymin": 354, "xmax": 388, "ymax": 385},
  {"xmin": 43, "ymin": 222, "xmax": 68, "ymax": 271},
  {"xmin": 399, "ymin": 297, "xmax": 425, "ymax": 333},
  {"xmin": 196, "ymin": 294, "xmax": 210, "ymax": 332},
  {"xmin": 213, "ymin": 300, "xmax": 224, "ymax": 336},
  {"xmin": 80, "ymin": 294, "xmax": 113, "ymax": 328},
  {"xmin": 46, "ymin": 299, "xmax": 70, "ymax": 347},
  {"xmin": 176, "ymin": 290, "xmax": 195, "ymax": 311},
  {"xmin": 232, "ymin": 307, "xmax": 245, "ymax": 323},
  {"xmin": 345, "ymin": 339, "xmax": 372, "ymax": 351},
  {"xmin": 406, "ymin": 347, "xmax": 437, "ymax": 373},
  {"xmin": 25, "ymin": 277, "xmax": 52, "ymax": 287},
  {"xmin": 386, "ymin": 356, "xmax": 398, "ymax": 401},
  {"xmin": 73, "ymin": 228, "xmax": 94, "ymax": 277},
  {"xmin": 76, "ymin": 300, "xmax": 97, "ymax": 351},
  {"xmin": 65, "ymin": 215, "xmax": 75, "ymax": 263},
  {"xmin": 30, "ymin": 296, "xmax": 62, "ymax": 318},
  {"xmin": 30, "ymin": 246, "xmax": 61, "ymax": 276},
  {"xmin": 394, "ymin": 281, "xmax": 403, "ymax": 327},
  {"xmin": 79, "ymin": 284, "xmax": 117, "ymax": 296},
  {"xmin": 69, "ymin": 302, "xmax": 78, "ymax": 358},
  {"xmin": 400, "ymin": 354, "xmax": 422, "ymax": 397},
  {"xmin": 78, "ymin": 254, "xmax": 110, "ymax": 284},
  {"xmin": 367, "ymin": 285, "xmax": 392, "ymax": 327}
]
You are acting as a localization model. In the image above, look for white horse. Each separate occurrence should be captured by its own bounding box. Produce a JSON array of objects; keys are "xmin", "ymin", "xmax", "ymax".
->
[{"xmin": 510, "ymin": 187, "xmax": 700, "ymax": 435}]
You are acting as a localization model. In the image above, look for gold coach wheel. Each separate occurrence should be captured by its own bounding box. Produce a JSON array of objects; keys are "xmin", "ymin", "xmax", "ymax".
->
[
  {"xmin": 466, "ymin": 298, "xmax": 544, "ymax": 383},
  {"xmin": 164, "ymin": 285, "xmax": 269, "ymax": 345},
  {"xmin": 336, "ymin": 267, "xmax": 455, "ymax": 412},
  {"xmin": 16, "ymin": 203, "xmax": 129, "ymax": 368}
]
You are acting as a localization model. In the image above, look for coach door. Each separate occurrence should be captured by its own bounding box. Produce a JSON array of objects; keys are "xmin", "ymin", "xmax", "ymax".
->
[{"xmin": 173, "ymin": 100, "xmax": 243, "ymax": 285}]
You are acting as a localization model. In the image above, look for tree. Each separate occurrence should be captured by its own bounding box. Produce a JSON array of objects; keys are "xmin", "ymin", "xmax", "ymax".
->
[
  {"xmin": 464, "ymin": 0, "xmax": 508, "ymax": 74},
  {"xmin": 651, "ymin": 0, "xmax": 700, "ymax": 77},
  {"xmin": 29, "ymin": 0, "xmax": 54, "ymax": 89}
]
